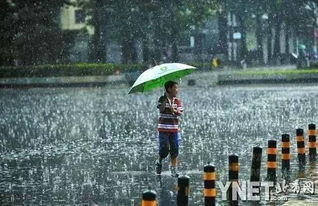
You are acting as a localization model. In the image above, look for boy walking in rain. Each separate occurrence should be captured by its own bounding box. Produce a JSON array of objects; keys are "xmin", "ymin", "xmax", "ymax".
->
[{"xmin": 155, "ymin": 81, "xmax": 183, "ymax": 177}]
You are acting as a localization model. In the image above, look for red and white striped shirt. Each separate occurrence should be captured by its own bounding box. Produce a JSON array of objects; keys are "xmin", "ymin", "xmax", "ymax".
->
[{"xmin": 157, "ymin": 95, "xmax": 183, "ymax": 132}]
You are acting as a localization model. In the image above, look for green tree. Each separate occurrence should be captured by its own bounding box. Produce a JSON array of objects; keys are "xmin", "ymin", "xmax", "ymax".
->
[
  {"xmin": 285, "ymin": 0, "xmax": 317, "ymax": 47},
  {"xmin": 269, "ymin": 0, "xmax": 317, "ymax": 64},
  {"xmin": 254, "ymin": 1, "xmax": 266, "ymax": 64},
  {"xmin": 88, "ymin": 0, "xmax": 108, "ymax": 63},
  {"xmin": 81, "ymin": 0, "xmax": 217, "ymax": 64},
  {"xmin": 224, "ymin": 0, "xmax": 318, "ymax": 65},
  {"xmin": 0, "ymin": 0, "xmax": 74, "ymax": 66},
  {"xmin": 0, "ymin": 1, "xmax": 15, "ymax": 66},
  {"xmin": 220, "ymin": 0, "xmax": 255, "ymax": 63}
]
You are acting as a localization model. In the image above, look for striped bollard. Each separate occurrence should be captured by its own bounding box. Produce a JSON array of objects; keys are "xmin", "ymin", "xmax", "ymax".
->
[
  {"xmin": 308, "ymin": 124, "xmax": 316, "ymax": 161},
  {"xmin": 228, "ymin": 155, "xmax": 239, "ymax": 204},
  {"xmin": 177, "ymin": 175, "xmax": 190, "ymax": 206},
  {"xmin": 250, "ymin": 147, "xmax": 262, "ymax": 182},
  {"xmin": 250, "ymin": 147, "xmax": 262, "ymax": 202},
  {"xmin": 266, "ymin": 140, "xmax": 277, "ymax": 182},
  {"xmin": 203, "ymin": 164, "xmax": 216, "ymax": 206},
  {"xmin": 281, "ymin": 134, "xmax": 291, "ymax": 171},
  {"xmin": 141, "ymin": 190, "xmax": 157, "ymax": 206},
  {"xmin": 296, "ymin": 128, "xmax": 306, "ymax": 167}
]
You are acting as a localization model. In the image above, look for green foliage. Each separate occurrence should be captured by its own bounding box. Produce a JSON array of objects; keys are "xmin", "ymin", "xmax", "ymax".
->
[
  {"xmin": 2, "ymin": 0, "xmax": 317, "ymax": 66},
  {"xmin": 235, "ymin": 68, "xmax": 318, "ymax": 76},
  {"xmin": 0, "ymin": 0, "xmax": 75, "ymax": 66},
  {"xmin": 0, "ymin": 63, "xmax": 145, "ymax": 78},
  {"xmin": 0, "ymin": 62, "xmax": 210, "ymax": 78},
  {"xmin": 79, "ymin": 0, "xmax": 217, "ymax": 63}
]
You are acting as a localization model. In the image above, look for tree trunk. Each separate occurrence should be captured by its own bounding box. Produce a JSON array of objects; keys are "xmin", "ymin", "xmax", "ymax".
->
[
  {"xmin": 121, "ymin": 38, "xmax": 137, "ymax": 64},
  {"xmin": 171, "ymin": 39, "xmax": 178, "ymax": 62},
  {"xmin": 273, "ymin": 19, "xmax": 282, "ymax": 65},
  {"xmin": 89, "ymin": 0, "xmax": 106, "ymax": 63},
  {"xmin": 267, "ymin": 15, "xmax": 273, "ymax": 65},
  {"xmin": 217, "ymin": 10, "xmax": 228, "ymax": 56},
  {"xmin": 142, "ymin": 38, "xmax": 150, "ymax": 64},
  {"xmin": 194, "ymin": 32, "xmax": 203, "ymax": 62},
  {"xmin": 151, "ymin": 10, "xmax": 162, "ymax": 65},
  {"xmin": 285, "ymin": 23, "xmax": 290, "ymax": 64},
  {"xmin": 256, "ymin": 13, "xmax": 264, "ymax": 65},
  {"xmin": 237, "ymin": 13, "xmax": 248, "ymax": 63}
]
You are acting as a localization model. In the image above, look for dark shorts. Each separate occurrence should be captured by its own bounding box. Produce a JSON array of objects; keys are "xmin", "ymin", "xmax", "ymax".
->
[{"xmin": 158, "ymin": 131, "xmax": 180, "ymax": 159}]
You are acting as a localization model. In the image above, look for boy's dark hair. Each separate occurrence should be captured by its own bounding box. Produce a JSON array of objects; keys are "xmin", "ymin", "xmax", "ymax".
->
[{"xmin": 164, "ymin": 81, "xmax": 178, "ymax": 93}]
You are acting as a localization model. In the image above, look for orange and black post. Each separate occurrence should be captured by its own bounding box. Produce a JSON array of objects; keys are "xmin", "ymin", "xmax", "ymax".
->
[
  {"xmin": 141, "ymin": 189, "xmax": 157, "ymax": 206},
  {"xmin": 308, "ymin": 124, "xmax": 316, "ymax": 161},
  {"xmin": 177, "ymin": 175, "xmax": 190, "ymax": 206},
  {"xmin": 250, "ymin": 147, "xmax": 262, "ymax": 182},
  {"xmin": 203, "ymin": 164, "xmax": 216, "ymax": 206},
  {"xmin": 296, "ymin": 128, "xmax": 306, "ymax": 167},
  {"xmin": 266, "ymin": 140, "xmax": 277, "ymax": 182},
  {"xmin": 281, "ymin": 134, "xmax": 291, "ymax": 171},
  {"xmin": 228, "ymin": 155, "xmax": 239, "ymax": 204}
]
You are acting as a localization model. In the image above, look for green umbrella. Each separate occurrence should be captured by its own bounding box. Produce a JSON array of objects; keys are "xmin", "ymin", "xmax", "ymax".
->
[{"xmin": 128, "ymin": 63, "xmax": 196, "ymax": 94}]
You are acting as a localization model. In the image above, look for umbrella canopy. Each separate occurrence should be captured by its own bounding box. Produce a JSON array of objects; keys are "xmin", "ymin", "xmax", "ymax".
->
[{"xmin": 128, "ymin": 63, "xmax": 196, "ymax": 94}]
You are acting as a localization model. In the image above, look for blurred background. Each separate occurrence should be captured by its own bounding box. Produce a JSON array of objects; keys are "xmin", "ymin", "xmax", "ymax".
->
[{"xmin": 1, "ymin": 0, "xmax": 317, "ymax": 69}]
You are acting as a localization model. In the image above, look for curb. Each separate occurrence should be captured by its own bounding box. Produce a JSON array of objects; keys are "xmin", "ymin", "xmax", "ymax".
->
[
  {"xmin": 218, "ymin": 74, "xmax": 318, "ymax": 85},
  {"xmin": 0, "ymin": 74, "xmax": 130, "ymax": 89}
]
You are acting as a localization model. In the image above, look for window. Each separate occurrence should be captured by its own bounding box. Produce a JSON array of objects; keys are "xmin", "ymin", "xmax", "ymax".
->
[{"xmin": 75, "ymin": 9, "xmax": 85, "ymax": 24}]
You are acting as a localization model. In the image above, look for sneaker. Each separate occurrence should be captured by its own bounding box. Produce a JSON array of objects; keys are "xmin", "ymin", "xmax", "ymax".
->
[
  {"xmin": 170, "ymin": 166, "xmax": 179, "ymax": 177},
  {"xmin": 155, "ymin": 160, "xmax": 162, "ymax": 175}
]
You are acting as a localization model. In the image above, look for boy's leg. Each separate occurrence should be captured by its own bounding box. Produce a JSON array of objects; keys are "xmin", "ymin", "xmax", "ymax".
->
[
  {"xmin": 169, "ymin": 132, "xmax": 180, "ymax": 176},
  {"xmin": 156, "ymin": 131, "xmax": 169, "ymax": 174},
  {"xmin": 158, "ymin": 132, "xmax": 170, "ymax": 161}
]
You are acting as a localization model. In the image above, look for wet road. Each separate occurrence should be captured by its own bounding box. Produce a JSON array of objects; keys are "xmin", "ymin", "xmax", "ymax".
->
[{"xmin": 1, "ymin": 82, "xmax": 318, "ymax": 205}]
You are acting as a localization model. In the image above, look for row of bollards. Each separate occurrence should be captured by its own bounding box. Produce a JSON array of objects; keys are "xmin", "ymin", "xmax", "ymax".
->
[{"xmin": 141, "ymin": 124, "xmax": 317, "ymax": 205}]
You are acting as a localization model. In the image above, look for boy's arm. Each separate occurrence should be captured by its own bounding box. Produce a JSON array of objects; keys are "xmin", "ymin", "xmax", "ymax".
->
[
  {"xmin": 174, "ymin": 99, "xmax": 183, "ymax": 116},
  {"xmin": 157, "ymin": 96, "xmax": 167, "ymax": 112}
]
